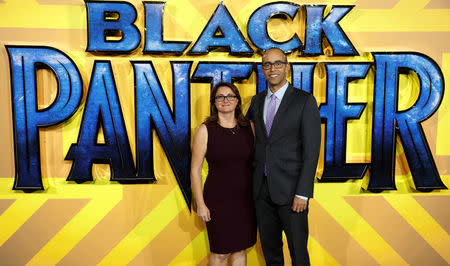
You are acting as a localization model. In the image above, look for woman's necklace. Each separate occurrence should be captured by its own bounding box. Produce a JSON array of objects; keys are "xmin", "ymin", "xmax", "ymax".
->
[
  {"xmin": 219, "ymin": 121, "xmax": 238, "ymax": 135},
  {"xmin": 229, "ymin": 126, "xmax": 238, "ymax": 135}
]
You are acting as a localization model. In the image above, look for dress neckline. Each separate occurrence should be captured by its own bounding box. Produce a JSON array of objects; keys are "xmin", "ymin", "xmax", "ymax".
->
[
  {"xmin": 217, "ymin": 123, "xmax": 238, "ymax": 135},
  {"xmin": 218, "ymin": 123, "xmax": 237, "ymax": 129},
  {"xmin": 217, "ymin": 120, "xmax": 237, "ymax": 129}
]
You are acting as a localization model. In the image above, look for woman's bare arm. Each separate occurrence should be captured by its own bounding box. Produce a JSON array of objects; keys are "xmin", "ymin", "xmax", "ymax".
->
[{"xmin": 190, "ymin": 124, "xmax": 210, "ymax": 222}]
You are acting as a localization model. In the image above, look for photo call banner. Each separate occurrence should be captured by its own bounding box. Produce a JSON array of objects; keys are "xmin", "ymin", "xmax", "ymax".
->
[{"xmin": 0, "ymin": 0, "xmax": 449, "ymax": 265}]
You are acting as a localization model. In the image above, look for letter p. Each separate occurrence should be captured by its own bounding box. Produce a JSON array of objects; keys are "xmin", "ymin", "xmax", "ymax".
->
[{"xmin": 6, "ymin": 46, "xmax": 82, "ymax": 190}]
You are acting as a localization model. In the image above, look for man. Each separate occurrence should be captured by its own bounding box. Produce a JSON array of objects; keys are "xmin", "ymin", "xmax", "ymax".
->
[{"xmin": 248, "ymin": 47, "xmax": 321, "ymax": 265}]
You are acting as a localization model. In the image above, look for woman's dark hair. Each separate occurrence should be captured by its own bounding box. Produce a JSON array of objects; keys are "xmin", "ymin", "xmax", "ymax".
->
[{"xmin": 204, "ymin": 82, "xmax": 249, "ymax": 127}]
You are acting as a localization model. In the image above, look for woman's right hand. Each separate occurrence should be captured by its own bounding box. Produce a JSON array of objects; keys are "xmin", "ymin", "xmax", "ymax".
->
[{"xmin": 196, "ymin": 204, "xmax": 211, "ymax": 222}]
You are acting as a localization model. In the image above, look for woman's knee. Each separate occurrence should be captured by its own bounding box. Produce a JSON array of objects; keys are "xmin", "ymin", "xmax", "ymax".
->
[{"xmin": 211, "ymin": 252, "xmax": 230, "ymax": 261}]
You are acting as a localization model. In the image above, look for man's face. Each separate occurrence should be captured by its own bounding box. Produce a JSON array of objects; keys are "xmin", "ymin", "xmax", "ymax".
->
[{"xmin": 262, "ymin": 49, "xmax": 289, "ymax": 91}]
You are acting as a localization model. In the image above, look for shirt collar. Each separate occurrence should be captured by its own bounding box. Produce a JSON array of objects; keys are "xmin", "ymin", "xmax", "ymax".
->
[{"xmin": 267, "ymin": 81, "xmax": 289, "ymax": 100}]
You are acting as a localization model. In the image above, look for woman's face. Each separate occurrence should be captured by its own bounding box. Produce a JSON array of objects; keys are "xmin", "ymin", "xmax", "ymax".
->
[{"xmin": 214, "ymin": 86, "xmax": 238, "ymax": 114}]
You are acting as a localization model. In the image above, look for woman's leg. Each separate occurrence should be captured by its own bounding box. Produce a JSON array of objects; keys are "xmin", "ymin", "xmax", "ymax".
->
[
  {"xmin": 229, "ymin": 250, "xmax": 247, "ymax": 266},
  {"xmin": 209, "ymin": 252, "xmax": 229, "ymax": 266}
]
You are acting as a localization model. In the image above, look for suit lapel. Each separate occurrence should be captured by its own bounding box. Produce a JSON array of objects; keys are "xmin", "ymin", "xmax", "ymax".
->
[{"xmin": 268, "ymin": 85, "xmax": 295, "ymax": 138}]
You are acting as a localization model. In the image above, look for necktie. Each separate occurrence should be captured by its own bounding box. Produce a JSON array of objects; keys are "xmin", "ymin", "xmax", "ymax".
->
[
  {"xmin": 264, "ymin": 94, "xmax": 277, "ymax": 176},
  {"xmin": 266, "ymin": 94, "xmax": 277, "ymax": 135}
]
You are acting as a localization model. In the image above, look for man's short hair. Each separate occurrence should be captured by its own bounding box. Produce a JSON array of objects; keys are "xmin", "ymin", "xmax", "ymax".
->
[{"xmin": 262, "ymin": 47, "xmax": 288, "ymax": 62}]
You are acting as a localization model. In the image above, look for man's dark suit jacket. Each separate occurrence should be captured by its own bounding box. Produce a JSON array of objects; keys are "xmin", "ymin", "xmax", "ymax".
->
[{"xmin": 249, "ymin": 84, "xmax": 321, "ymax": 205}]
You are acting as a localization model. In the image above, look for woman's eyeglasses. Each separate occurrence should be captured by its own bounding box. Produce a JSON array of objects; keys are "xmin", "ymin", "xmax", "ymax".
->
[{"xmin": 215, "ymin": 95, "xmax": 238, "ymax": 102}]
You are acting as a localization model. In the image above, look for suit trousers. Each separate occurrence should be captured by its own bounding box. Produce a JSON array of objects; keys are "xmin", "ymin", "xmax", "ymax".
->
[{"xmin": 255, "ymin": 177, "xmax": 310, "ymax": 266}]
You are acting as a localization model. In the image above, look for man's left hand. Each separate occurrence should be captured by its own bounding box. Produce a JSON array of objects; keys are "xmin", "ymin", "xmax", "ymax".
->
[{"xmin": 292, "ymin": 197, "xmax": 308, "ymax": 213}]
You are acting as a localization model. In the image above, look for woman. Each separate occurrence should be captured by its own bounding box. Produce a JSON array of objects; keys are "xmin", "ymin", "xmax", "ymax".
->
[{"xmin": 191, "ymin": 82, "xmax": 256, "ymax": 266}]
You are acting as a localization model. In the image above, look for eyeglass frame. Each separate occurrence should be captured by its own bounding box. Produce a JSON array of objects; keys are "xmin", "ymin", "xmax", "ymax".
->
[
  {"xmin": 214, "ymin": 95, "xmax": 238, "ymax": 102},
  {"xmin": 262, "ymin": 60, "xmax": 288, "ymax": 70}
]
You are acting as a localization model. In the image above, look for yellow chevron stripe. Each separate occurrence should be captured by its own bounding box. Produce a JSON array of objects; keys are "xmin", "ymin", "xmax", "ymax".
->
[
  {"xmin": 343, "ymin": 9, "xmax": 450, "ymax": 32},
  {"xmin": 0, "ymin": 178, "xmax": 123, "ymax": 262},
  {"xmin": 246, "ymin": 246, "xmax": 265, "ymax": 265},
  {"xmin": 385, "ymin": 195, "xmax": 450, "ymax": 264},
  {"xmin": 163, "ymin": 0, "xmax": 206, "ymax": 40},
  {"xmin": 238, "ymin": 0, "xmax": 450, "ymax": 33},
  {"xmin": 315, "ymin": 183, "xmax": 408, "ymax": 265},
  {"xmin": 168, "ymin": 226, "xmax": 338, "ymax": 265},
  {"xmin": 26, "ymin": 197, "xmax": 121, "ymax": 265},
  {"xmin": 98, "ymin": 187, "xmax": 185, "ymax": 265},
  {"xmin": 393, "ymin": 0, "xmax": 430, "ymax": 10},
  {"xmin": 0, "ymin": 178, "xmax": 122, "ymax": 199},
  {"xmin": 0, "ymin": 0, "xmax": 85, "ymax": 29},
  {"xmin": 168, "ymin": 229, "xmax": 209, "ymax": 265},
  {"xmin": 309, "ymin": 236, "xmax": 340, "ymax": 266},
  {"xmin": 238, "ymin": 0, "xmax": 279, "ymax": 26},
  {"xmin": 0, "ymin": 198, "xmax": 47, "ymax": 246},
  {"xmin": 437, "ymin": 54, "xmax": 450, "ymax": 155},
  {"xmin": 169, "ymin": 214, "xmax": 340, "ymax": 265}
]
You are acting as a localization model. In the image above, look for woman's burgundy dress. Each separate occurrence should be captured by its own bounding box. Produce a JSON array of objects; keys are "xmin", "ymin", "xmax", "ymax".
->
[{"xmin": 203, "ymin": 123, "xmax": 256, "ymax": 254}]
